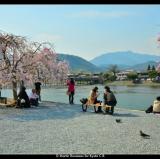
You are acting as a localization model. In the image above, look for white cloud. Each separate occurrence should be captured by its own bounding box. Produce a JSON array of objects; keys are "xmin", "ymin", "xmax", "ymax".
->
[{"xmin": 68, "ymin": 10, "xmax": 136, "ymax": 19}]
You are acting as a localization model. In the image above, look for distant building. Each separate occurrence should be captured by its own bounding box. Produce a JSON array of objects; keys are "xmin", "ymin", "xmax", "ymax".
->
[
  {"xmin": 116, "ymin": 70, "xmax": 134, "ymax": 80},
  {"xmin": 67, "ymin": 73, "xmax": 103, "ymax": 84},
  {"xmin": 137, "ymin": 72, "xmax": 149, "ymax": 81}
]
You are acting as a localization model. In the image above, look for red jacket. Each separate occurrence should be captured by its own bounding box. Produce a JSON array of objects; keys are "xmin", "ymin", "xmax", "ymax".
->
[{"xmin": 67, "ymin": 80, "xmax": 75, "ymax": 92}]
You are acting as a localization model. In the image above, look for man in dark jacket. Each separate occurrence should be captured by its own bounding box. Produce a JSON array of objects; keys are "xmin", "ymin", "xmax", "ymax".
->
[
  {"xmin": 103, "ymin": 86, "xmax": 117, "ymax": 115},
  {"xmin": 35, "ymin": 80, "xmax": 42, "ymax": 102},
  {"xmin": 16, "ymin": 86, "xmax": 30, "ymax": 108}
]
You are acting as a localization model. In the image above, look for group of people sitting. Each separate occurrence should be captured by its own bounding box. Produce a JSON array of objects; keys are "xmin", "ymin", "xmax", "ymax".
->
[
  {"xmin": 16, "ymin": 86, "xmax": 39, "ymax": 108},
  {"xmin": 80, "ymin": 86, "xmax": 117, "ymax": 115}
]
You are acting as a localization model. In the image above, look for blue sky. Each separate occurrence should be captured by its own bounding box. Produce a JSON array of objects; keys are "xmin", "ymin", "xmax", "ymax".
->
[{"xmin": 0, "ymin": 4, "xmax": 160, "ymax": 60}]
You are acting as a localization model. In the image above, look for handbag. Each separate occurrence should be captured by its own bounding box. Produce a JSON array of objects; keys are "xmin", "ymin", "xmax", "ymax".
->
[{"xmin": 66, "ymin": 90, "xmax": 71, "ymax": 95}]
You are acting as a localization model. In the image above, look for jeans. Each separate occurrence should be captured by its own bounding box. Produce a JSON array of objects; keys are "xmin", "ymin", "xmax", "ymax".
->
[
  {"xmin": 69, "ymin": 91, "xmax": 74, "ymax": 104},
  {"xmin": 36, "ymin": 89, "xmax": 41, "ymax": 101},
  {"xmin": 104, "ymin": 101, "xmax": 116, "ymax": 114},
  {"xmin": 30, "ymin": 98, "xmax": 38, "ymax": 106},
  {"xmin": 94, "ymin": 99, "xmax": 102, "ymax": 112}
]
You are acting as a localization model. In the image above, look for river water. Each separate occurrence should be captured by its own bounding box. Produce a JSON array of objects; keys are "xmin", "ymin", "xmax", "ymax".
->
[{"xmin": 1, "ymin": 85, "xmax": 160, "ymax": 111}]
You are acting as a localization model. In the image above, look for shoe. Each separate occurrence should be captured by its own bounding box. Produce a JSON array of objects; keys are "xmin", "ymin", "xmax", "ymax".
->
[
  {"xmin": 109, "ymin": 112, "xmax": 114, "ymax": 115},
  {"xmin": 97, "ymin": 110, "xmax": 103, "ymax": 113}
]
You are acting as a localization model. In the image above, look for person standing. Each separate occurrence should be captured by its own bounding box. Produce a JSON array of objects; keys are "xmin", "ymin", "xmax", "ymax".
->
[
  {"xmin": 103, "ymin": 86, "xmax": 117, "ymax": 115},
  {"xmin": 67, "ymin": 78, "xmax": 75, "ymax": 104},
  {"xmin": 35, "ymin": 80, "xmax": 42, "ymax": 102}
]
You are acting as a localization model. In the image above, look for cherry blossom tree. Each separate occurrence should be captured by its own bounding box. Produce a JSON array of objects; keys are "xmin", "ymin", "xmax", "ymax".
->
[
  {"xmin": 156, "ymin": 63, "xmax": 160, "ymax": 73},
  {"xmin": 31, "ymin": 46, "xmax": 70, "ymax": 85},
  {"xmin": 0, "ymin": 31, "xmax": 70, "ymax": 100}
]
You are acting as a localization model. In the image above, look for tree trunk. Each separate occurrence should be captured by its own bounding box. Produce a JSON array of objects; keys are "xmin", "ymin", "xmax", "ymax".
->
[
  {"xmin": 20, "ymin": 80, "xmax": 24, "ymax": 90},
  {"xmin": 12, "ymin": 80, "xmax": 18, "ymax": 100}
]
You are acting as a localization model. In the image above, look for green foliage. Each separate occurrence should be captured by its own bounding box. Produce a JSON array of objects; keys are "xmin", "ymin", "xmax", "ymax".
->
[
  {"xmin": 152, "ymin": 65, "xmax": 155, "ymax": 71},
  {"xmin": 109, "ymin": 75, "xmax": 117, "ymax": 81},
  {"xmin": 147, "ymin": 64, "xmax": 151, "ymax": 71},
  {"xmin": 103, "ymin": 72, "xmax": 110, "ymax": 79},
  {"xmin": 57, "ymin": 54, "xmax": 101, "ymax": 73},
  {"xmin": 103, "ymin": 72, "xmax": 116, "ymax": 81},
  {"xmin": 108, "ymin": 64, "xmax": 119, "ymax": 76},
  {"xmin": 148, "ymin": 70, "xmax": 158, "ymax": 79},
  {"xmin": 127, "ymin": 72, "xmax": 138, "ymax": 81}
]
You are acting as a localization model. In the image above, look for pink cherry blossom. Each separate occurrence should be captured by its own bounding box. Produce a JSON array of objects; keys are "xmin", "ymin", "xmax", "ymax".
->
[{"xmin": 0, "ymin": 31, "xmax": 70, "ymax": 100}]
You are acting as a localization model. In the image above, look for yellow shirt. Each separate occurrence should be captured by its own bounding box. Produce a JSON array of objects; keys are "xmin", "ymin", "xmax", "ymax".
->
[{"xmin": 88, "ymin": 90, "xmax": 98, "ymax": 104}]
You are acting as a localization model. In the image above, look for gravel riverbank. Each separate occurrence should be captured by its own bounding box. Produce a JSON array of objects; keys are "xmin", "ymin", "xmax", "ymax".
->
[{"xmin": 0, "ymin": 101, "xmax": 160, "ymax": 154}]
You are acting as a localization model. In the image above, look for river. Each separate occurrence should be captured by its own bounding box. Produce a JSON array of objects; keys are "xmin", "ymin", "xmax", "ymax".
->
[{"xmin": 1, "ymin": 85, "xmax": 160, "ymax": 111}]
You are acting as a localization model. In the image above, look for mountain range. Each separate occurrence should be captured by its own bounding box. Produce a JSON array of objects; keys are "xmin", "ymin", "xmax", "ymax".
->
[
  {"xmin": 57, "ymin": 53, "xmax": 101, "ymax": 73},
  {"xmin": 57, "ymin": 51, "xmax": 160, "ymax": 73},
  {"xmin": 90, "ymin": 51, "xmax": 160, "ymax": 66}
]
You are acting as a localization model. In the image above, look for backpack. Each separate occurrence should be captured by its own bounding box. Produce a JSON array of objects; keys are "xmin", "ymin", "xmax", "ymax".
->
[
  {"xmin": 80, "ymin": 98, "xmax": 88, "ymax": 104},
  {"xmin": 110, "ymin": 93, "xmax": 117, "ymax": 106}
]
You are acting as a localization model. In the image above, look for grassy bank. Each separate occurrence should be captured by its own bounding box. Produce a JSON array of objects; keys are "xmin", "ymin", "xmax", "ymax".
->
[{"xmin": 106, "ymin": 80, "xmax": 160, "ymax": 87}]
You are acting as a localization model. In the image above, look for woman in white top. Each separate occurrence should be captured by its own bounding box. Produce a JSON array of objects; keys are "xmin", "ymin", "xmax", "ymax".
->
[
  {"xmin": 153, "ymin": 97, "xmax": 160, "ymax": 113},
  {"xmin": 145, "ymin": 96, "xmax": 160, "ymax": 113},
  {"xmin": 29, "ymin": 89, "xmax": 39, "ymax": 106}
]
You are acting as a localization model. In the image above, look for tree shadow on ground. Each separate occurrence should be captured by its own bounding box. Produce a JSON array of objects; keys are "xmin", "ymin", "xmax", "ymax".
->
[
  {"xmin": 3, "ymin": 102, "xmax": 92, "ymax": 121},
  {"xmin": 1, "ymin": 102, "xmax": 141, "ymax": 121},
  {"xmin": 79, "ymin": 106, "xmax": 141, "ymax": 117}
]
